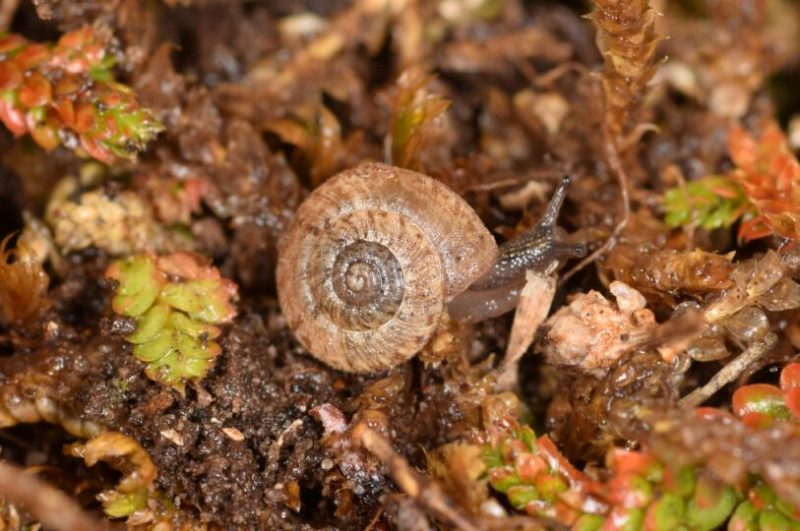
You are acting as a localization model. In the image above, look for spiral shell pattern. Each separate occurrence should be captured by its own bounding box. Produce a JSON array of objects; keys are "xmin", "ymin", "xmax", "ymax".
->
[{"xmin": 277, "ymin": 162, "xmax": 497, "ymax": 373}]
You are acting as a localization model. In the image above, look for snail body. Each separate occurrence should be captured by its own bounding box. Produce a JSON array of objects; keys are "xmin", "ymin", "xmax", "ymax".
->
[{"xmin": 277, "ymin": 162, "xmax": 583, "ymax": 373}]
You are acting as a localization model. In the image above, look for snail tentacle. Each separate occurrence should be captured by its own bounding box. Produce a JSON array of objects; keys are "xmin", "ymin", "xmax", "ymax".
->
[{"xmin": 447, "ymin": 175, "xmax": 586, "ymax": 322}]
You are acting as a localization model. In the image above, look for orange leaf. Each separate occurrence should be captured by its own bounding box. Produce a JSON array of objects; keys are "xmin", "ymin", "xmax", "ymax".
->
[{"xmin": 729, "ymin": 121, "xmax": 800, "ymax": 242}]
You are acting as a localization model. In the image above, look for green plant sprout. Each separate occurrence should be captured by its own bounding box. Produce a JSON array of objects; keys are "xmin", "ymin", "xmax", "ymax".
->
[
  {"xmin": 664, "ymin": 121, "xmax": 800, "ymax": 243},
  {"xmin": 389, "ymin": 68, "xmax": 450, "ymax": 170},
  {"xmin": 106, "ymin": 252, "xmax": 238, "ymax": 394},
  {"xmin": 663, "ymin": 175, "xmax": 750, "ymax": 232},
  {"xmin": 65, "ymin": 431, "xmax": 157, "ymax": 518}
]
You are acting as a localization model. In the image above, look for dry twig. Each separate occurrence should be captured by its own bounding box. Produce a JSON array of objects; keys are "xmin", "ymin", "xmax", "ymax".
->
[
  {"xmin": 0, "ymin": 0, "xmax": 19, "ymax": 30},
  {"xmin": 354, "ymin": 424, "xmax": 480, "ymax": 531},
  {"xmin": 680, "ymin": 333, "xmax": 778, "ymax": 408},
  {"xmin": 559, "ymin": 121, "xmax": 631, "ymax": 285},
  {"xmin": 0, "ymin": 461, "xmax": 102, "ymax": 531}
]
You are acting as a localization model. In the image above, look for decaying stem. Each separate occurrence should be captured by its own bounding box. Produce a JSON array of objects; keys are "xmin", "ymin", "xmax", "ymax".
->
[
  {"xmin": 680, "ymin": 333, "xmax": 778, "ymax": 408},
  {"xmin": 590, "ymin": 0, "xmax": 660, "ymax": 143},
  {"xmin": 0, "ymin": 461, "xmax": 103, "ymax": 531},
  {"xmin": 354, "ymin": 424, "xmax": 480, "ymax": 531},
  {"xmin": 0, "ymin": 0, "xmax": 19, "ymax": 30},
  {"xmin": 559, "ymin": 121, "xmax": 631, "ymax": 285},
  {"xmin": 560, "ymin": 0, "xmax": 658, "ymax": 283}
]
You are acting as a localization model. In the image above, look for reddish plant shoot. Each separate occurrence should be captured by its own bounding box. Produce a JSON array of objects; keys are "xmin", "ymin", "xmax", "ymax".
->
[{"xmin": 0, "ymin": 28, "xmax": 162, "ymax": 163}]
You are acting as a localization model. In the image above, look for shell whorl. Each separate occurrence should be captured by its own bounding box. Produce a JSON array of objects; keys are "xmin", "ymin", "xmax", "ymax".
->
[{"xmin": 277, "ymin": 162, "xmax": 498, "ymax": 373}]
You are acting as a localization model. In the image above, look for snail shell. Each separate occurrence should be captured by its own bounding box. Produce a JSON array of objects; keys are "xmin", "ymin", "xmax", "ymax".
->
[{"xmin": 276, "ymin": 162, "xmax": 498, "ymax": 373}]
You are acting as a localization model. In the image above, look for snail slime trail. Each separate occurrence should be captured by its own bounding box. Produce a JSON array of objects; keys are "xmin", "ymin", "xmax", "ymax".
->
[{"xmin": 276, "ymin": 163, "xmax": 584, "ymax": 373}]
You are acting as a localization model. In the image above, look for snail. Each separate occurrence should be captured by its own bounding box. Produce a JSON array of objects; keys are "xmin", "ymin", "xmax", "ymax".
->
[{"xmin": 276, "ymin": 162, "xmax": 585, "ymax": 373}]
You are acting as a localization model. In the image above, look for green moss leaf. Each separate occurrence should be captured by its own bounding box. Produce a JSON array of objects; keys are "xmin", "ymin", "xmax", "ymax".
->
[
  {"xmin": 160, "ymin": 279, "xmax": 237, "ymax": 323},
  {"xmin": 614, "ymin": 507, "xmax": 645, "ymax": 531},
  {"xmin": 107, "ymin": 252, "xmax": 236, "ymax": 393},
  {"xmin": 758, "ymin": 508, "xmax": 795, "ymax": 531},
  {"xmin": 646, "ymin": 492, "xmax": 686, "ymax": 531},
  {"xmin": 99, "ymin": 487, "xmax": 148, "ymax": 518},
  {"xmin": 663, "ymin": 175, "xmax": 750, "ymax": 231},
  {"xmin": 730, "ymin": 500, "xmax": 759, "ymax": 531},
  {"xmin": 506, "ymin": 484, "xmax": 539, "ymax": 509},
  {"xmin": 686, "ymin": 478, "xmax": 738, "ymax": 531},
  {"xmin": 672, "ymin": 466, "xmax": 697, "ymax": 498},
  {"xmin": 133, "ymin": 315, "xmax": 222, "ymax": 393},
  {"xmin": 106, "ymin": 254, "xmax": 163, "ymax": 317},
  {"xmin": 573, "ymin": 514, "xmax": 604, "ymax": 531},
  {"xmin": 534, "ymin": 474, "xmax": 567, "ymax": 501},
  {"xmin": 488, "ymin": 466, "xmax": 521, "ymax": 491},
  {"xmin": 132, "ymin": 329, "xmax": 174, "ymax": 363},
  {"xmin": 168, "ymin": 312, "xmax": 220, "ymax": 339},
  {"xmin": 732, "ymin": 383, "xmax": 792, "ymax": 421},
  {"xmin": 142, "ymin": 334, "xmax": 221, "ymax": 394},
  {"xmin": 127, "ymin": 303, "xmax": 170, "ymax": 344},
  {"xmin": 481, "ymin": 447, "xmax": 505, "ymax": 469},
  {"xmin": 389, "ymin": 69, "xmax": 450, "ymax": 170}
]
